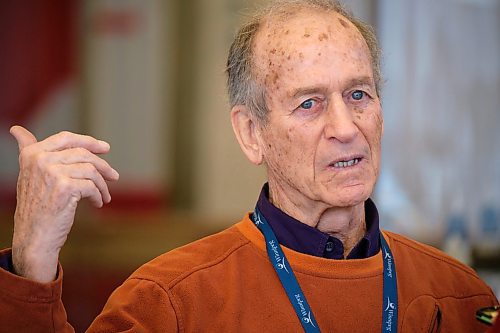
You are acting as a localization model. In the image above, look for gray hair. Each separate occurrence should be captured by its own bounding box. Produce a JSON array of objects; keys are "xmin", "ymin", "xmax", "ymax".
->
[{"xmin": 226, "ymin": 0, "xmax": 382, "ymax": 124}]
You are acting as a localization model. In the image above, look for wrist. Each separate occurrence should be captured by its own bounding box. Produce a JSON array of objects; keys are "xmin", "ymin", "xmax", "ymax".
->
[{"xmin": 12, "ymin": 244, "xmax": 60, "ymax": 283}]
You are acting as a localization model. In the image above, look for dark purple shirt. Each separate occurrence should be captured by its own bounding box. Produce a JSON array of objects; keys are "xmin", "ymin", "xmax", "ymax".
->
[
  {"xmin": 256, "ymin": 183, "xmax": 380, "ymax": 259},
  {"xmin": 0, "ymin": 251, "xmax": 13, "ymax": 271}
]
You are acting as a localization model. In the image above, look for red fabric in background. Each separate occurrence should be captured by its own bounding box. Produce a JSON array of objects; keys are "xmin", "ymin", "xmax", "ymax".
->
[
  {"xmin": 62, "ymin": 267, "xmax": 131, "ymax": 332},
  {"xmin": 0, "ymin": 0, "xmax": 77, "ymax": 129}
]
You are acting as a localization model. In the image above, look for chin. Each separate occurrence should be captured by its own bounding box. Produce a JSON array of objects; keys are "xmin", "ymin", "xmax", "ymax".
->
[{"xmin": 325, "ymin": 182, "xmax": 372, "ymax": 208}]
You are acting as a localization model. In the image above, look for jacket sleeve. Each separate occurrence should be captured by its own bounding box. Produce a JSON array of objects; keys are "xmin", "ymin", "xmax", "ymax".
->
[
  {"xmin": 0, "ymin": 248, "xmax": 74, "ymax": 333},
  {"xmin": 87, "ymin": 277, "xmax": 179, "ymax": 332},
  {"xmin": 0, "ymin": 248, "xmax": 179, "ymax": 333}
]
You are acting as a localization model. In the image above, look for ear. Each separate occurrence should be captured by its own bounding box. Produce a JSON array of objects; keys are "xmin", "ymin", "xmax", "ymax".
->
[{"xmin": 231, "ymin": 105, "xmax": 264, "ymax": 165}]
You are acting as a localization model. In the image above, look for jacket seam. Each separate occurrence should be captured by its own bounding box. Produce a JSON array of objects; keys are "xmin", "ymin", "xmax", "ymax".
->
[
  {"xmin": 129, "ymin": 235, "xmax": 251, "ymax": 332},
  {"xmin": 385, "ymin": 232, "xmax": 480, "ymax": 280},
  {"xmin": 0, "ymin": 291, "xmax": 59, "ymax": 304},
  {"xmin": 245, "ymin": 235, "xmax": 383, "ymax": 279},
  {"xmin": 51, "ymin": 299, "xmax": 56, "ymax": 333},
  {"xmin": 434, "ymin": 293, "xmax": 496, "ymax": 301},
  {"xmin": 127, "ymin": 277, "xmax": 182, "ymax": 332},
  {"xmin": 295, "ymin": 270, "xmax": 383, "ymax": 280},
  {"xmin": 129, "ymin": 228, "xmax": 250, "ymax": 290},
  {"xmin": 168, "ymin": 289, "xmax": 184, "ymax": 333},
  {"xmin": 401, "ymin": 292, "xmax": 495, "ymax": 330},
  {"xmin": 166, "ymin": 236, "xmax": 251, "ymax": 290}
]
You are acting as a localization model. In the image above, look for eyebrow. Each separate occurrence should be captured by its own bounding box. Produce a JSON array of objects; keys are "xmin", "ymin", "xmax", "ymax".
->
[
  {"xmin": 343, "ymin": 76, "xmax": 375, "ymax": 89},
  {"xmin": 288, "ymin": 76, "xmax": 375, "ymax": 99},
  {"xmin": 289, "ymin": 86, "xmax": 329, "ymax": 99}
]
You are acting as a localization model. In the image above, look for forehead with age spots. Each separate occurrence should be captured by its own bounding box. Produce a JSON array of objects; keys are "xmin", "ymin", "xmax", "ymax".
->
[{"xmin": 252, "ymin": 9, "xmax": 372, "ymax": 100}]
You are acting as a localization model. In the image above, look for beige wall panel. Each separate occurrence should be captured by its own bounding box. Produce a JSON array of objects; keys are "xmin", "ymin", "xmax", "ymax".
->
[
  {"xmin": 191, "ymin": 0, "xmax": 267, "ymax": 220},
  {"xmin": 85, "ymin": 0, "xmax": 174, "ymax": 193}
]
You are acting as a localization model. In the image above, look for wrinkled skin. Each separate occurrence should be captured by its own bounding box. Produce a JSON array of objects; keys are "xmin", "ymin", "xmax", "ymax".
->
[
  {"xmin": 10, "ymin": 126, "xmax": 119, "ymax": 282},
  {"xmin": 232, "ymin": 10, "xmax": 383, "ymax": 254}
]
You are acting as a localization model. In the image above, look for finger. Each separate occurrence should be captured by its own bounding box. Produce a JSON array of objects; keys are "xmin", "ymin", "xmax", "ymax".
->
[
  {"xmin": 10, "ymin": 126, "xmax": 38, "ymax": 151},
  {"xmin": 46, "ymin": 149, "xmax": 119, "ymax": 181},
  {"xmin": 56, "ymin": 163, "xmax": 112, "ymax": 204},
  {"xmin": 40, "ymin": 131, "xmax": 111, "ymax": 154},
  {"xmin": 74, "ymin": 178, "xmax": 105, "ymax": 208}
]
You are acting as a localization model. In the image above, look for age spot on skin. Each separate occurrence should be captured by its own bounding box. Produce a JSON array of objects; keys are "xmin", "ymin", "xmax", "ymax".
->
[
  {"xmin": 353, "ymin": 106, "xmax": 364, "ymax": 113},
  {"xmin": 318, "ymin": 32, "xmax": 328, "ymax": 41},
  {"xmin": 304, "ymin": 33, "xmax": 311, "ymax": 38},
  {"xmin": 338, "ymin": 18, "xmax": 348, "ymax": 28},
  {"xmin": 272, "ymin": 73, "xmax": 279, "ymax": 84}
]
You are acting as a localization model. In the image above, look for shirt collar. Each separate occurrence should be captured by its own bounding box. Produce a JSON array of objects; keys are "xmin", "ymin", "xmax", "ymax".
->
[{"xmin": 256, "ymin": 183, "xmax": 380, "ymax": 259}]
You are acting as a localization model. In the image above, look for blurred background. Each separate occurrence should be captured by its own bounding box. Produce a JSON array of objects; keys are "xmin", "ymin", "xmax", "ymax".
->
[{"xmin": 0, "ymin": 0, "xmax": 499, "ymax": 330}]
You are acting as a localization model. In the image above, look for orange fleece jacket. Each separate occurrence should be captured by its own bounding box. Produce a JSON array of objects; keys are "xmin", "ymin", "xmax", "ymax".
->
[{"xmin": 0, "ymin": 214, "xmax": 497, "ymax": 332}]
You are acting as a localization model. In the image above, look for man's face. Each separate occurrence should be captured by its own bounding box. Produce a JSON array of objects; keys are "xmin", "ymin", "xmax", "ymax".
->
[{"xmin": 254, "ymin": 10, "xmax": 383, "ymax": 210}]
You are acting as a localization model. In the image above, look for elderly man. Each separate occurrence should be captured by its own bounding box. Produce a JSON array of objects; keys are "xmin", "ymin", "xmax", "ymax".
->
[{"xmin": 0, "ymin": 0, "xmax": 497, "ymax": 332}]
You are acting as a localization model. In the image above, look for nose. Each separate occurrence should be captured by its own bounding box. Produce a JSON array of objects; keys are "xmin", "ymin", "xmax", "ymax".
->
[{"xmin": 323, "ymin": 95, "xmax": 359, "ymax": 143}]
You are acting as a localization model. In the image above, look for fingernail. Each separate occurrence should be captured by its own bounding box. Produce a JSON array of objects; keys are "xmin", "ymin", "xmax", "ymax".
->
[
  {"xmin": 99, "ymin": 140, "xmax": 110, "ymax": 149},
  {"xmin": 112, "ymin": 169, "xmax": 120, "ymax": 179}
]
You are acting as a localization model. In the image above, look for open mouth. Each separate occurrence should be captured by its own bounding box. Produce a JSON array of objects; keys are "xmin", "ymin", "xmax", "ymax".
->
[{"xmin": 331, "ymin": 158, "xmax": 362, "ymax": 168}]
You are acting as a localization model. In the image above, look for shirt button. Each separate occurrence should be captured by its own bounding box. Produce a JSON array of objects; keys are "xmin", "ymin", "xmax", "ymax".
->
[{"xmin": 325, "ymin": 241, "xmax": 334, "ymax": 252}]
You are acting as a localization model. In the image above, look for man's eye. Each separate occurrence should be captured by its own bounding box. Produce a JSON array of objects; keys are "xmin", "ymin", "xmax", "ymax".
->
[
  {"xmin": 300, "ymin": 99, "xmax": 315, "ymax": 109},
  {"xmin": 351, "ymin": 90, "xmax": 365, "ymax": 101}
]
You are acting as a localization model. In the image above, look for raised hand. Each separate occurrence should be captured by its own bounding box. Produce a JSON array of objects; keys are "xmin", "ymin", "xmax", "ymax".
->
[{"xmin": 9, "ymin": 126, "xmax": 119, "ymax": 283}]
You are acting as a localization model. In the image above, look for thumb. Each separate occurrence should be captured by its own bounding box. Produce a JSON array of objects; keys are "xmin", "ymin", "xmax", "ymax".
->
[{"xmin": 10, "ymin": 126, "xmax": 38, "ymax": 151}]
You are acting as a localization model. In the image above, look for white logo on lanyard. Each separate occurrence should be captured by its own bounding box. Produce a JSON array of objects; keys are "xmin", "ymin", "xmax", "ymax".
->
[
  {"xmin": 385, "ymin": 297, "xmax": 395, "ymax": 311},
  {"xmin": 384, "ymin": 297, "xmax": 395, "ymax": 331},
  {"xmin": 384, "ymin": 248, "xmax": 394, "ymax": 279},
  {"xmin": 303, "ymin": 311, "xmax": 316, "ymax": 327},
  {"xmin": 269, "ymin": 239, "xmax": 289, "ymax": 273},
  {"xmin": 276, "ymin": 257, "xmax": 289, "ymax": 273},
  {"xmin": 254, "ymin": 213, "xmax": 264, "ymax": 226},
  {"xmin": 384, "ymin": 248, "xmax": 392, "ymax": 260},
  {"xmin": 295, "ymin": 294, "xmax": 316, "ymax": 327}
]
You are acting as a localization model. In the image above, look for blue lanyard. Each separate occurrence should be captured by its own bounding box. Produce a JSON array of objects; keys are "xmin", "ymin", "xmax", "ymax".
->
[{"xmin": 252, "ymin": 207, "xmax": 398, "ymax": 333}]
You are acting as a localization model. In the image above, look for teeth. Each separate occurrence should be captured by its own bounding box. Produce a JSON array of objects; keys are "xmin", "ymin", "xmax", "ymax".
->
[{"xmin": 333, "ymin": 158, "xmax": 360, "ymax": 168}]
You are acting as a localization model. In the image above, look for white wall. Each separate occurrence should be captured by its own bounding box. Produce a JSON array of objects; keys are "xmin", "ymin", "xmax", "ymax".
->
[
  {"xmin": 376, "ymin": 0, "xmax": 500, "ymax": 249},
  {"xmin": 84, "ymin": 0, "xmax": 175, "ymax": 196}
]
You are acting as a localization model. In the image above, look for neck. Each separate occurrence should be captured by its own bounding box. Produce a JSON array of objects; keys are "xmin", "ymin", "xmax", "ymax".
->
[
  {"xmin": 316, "ymin": 206, "xmax": 366, "ymax": 258},
  {"xmin": 268, "ymin": 182, "xmax": 367, "ymax": 258}
]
